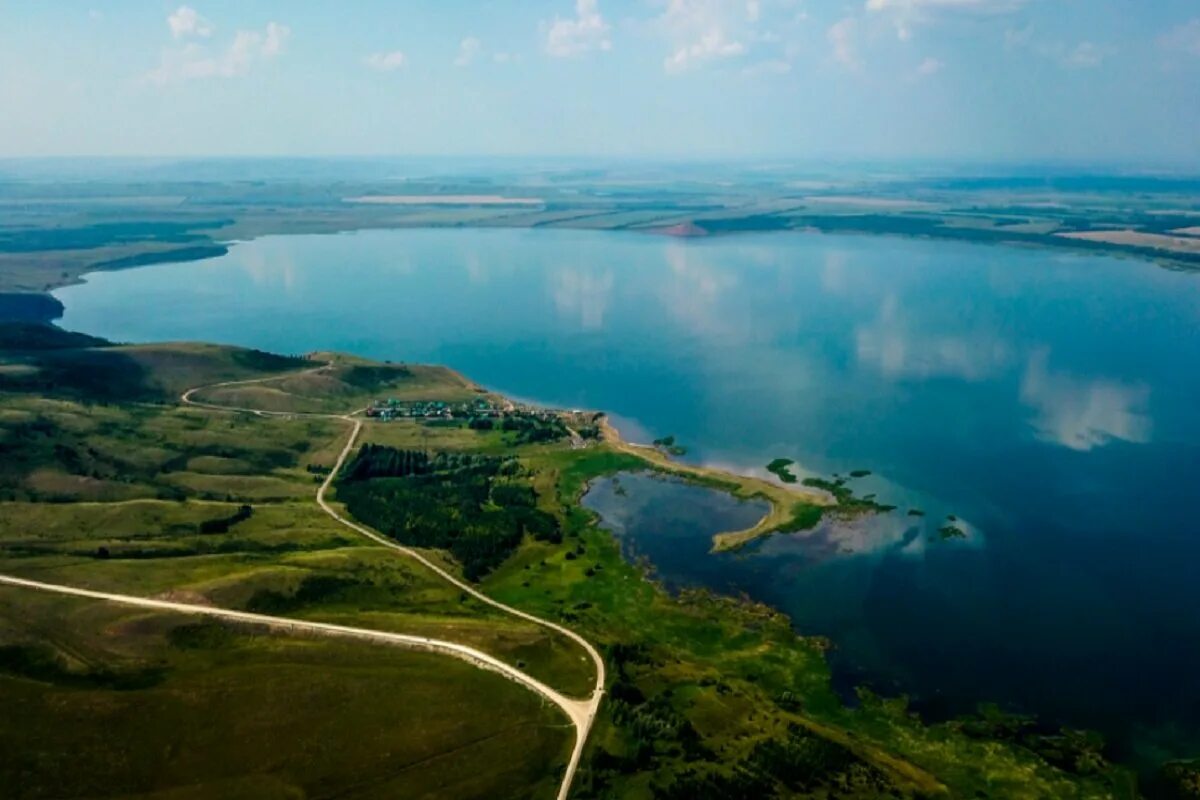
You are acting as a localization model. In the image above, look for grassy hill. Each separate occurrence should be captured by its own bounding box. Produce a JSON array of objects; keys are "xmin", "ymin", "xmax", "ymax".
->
[{"xmin": 0, "ymin": 589, "xmax": 568, "ymax": 800}]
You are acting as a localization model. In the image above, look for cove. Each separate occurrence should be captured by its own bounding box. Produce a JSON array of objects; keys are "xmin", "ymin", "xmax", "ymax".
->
[
  {"xmin": 582, "ymin": 472, "xmax": 771, "ymax": 575},
  {"xmin": 54, "ymin": 227, "xmax": 1200, "ymax": 763}
]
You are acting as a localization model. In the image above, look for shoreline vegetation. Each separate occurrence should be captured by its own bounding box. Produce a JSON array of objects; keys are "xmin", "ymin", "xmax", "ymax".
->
[
  {"xmin": 766, "ymin": 457, "xmax": 798, "ymax": 483},
  {"xmin": 0, "ymin": 325, "xmax": 1165, "ymax": 797}
]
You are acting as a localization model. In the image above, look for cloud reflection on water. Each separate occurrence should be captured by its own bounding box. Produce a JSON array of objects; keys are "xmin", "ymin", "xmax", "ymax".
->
[
  {"xmin": 551, "ymin": 266, "xmax": 614, "ymax": 330},
  {"xmin": 237, "ymin": 243, "xmax": 298, "ymax": 292},
  {"xmin": 855, "ymin": 292, "xmax": 1010, "ymax": 381},
  {"xmin": 756, "ymin": 509, "xmax": 984, "ymax": 566},
  {"xmin": 1020, "ymin": 349, "xmax": 1152, "ymax": 451}
]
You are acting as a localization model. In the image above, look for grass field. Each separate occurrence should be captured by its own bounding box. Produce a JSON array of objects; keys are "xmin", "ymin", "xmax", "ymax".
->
[
  {"xmin": 0, "ymin": 395, "xmax": 345, "ymax": 503},
  {"xmin": 0, "ymin": 497, "xmax": 596, "ymax": 698},
  {"xmin": 191, "ymin": 356, "xmax": 482, "ymax": 415},
  {"xmin": 0, "ymin": 589, "xmax": 570, "ymax": 800}
]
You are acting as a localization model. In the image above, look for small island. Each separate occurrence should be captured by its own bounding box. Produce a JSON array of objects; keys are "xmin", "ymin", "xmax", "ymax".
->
[
  {"xmin": 801, "ymin": 476, "xmax": 897, "ymax": 517},
  {"xmin": 652, "ymin": 434, "xmax": 687, "ymax": 456},
  {"xmin": 766, "ymin": 457, "xmax": 799, "ymax": 483},
  {"xmin": 939, "ymin": 524, "xmax": 967, "ymax": 540}
]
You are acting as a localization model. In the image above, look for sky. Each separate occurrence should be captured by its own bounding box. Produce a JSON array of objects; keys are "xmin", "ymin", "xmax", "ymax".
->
[{"xmin": 1, "ymin": 0, "xmax": 1198, "ymax": 164}]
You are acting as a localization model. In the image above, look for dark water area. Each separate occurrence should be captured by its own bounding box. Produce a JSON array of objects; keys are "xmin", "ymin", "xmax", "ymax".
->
[
  {"xmin": 54, "ymin": 227, "xmax": 1200, "ymax": 765},
  {"xmin": 0, "ymin": 292, "xmax": 63, "ymax": 324}
]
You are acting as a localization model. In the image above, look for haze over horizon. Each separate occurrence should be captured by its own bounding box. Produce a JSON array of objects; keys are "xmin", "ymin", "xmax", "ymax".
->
[{"xmin": 3, "ymin": 1, "xmax": 1199, "ymax": 165}]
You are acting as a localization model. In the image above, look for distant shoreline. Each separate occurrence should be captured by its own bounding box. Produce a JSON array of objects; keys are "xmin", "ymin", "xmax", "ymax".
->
[{"xmin": 3, "ymin": 190, "xmax": 1199, "ymax": 303}]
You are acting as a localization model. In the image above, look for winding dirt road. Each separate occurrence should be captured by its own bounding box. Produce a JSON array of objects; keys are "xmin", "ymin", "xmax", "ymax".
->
[
  {"xmin": 0, "ymin": 572, "xmax": 591, "ymax": 727},
  {"xmin": 175, "ymin": 364, "xmax": 604, "ymax": 798},
  {"xmin": 1, "ymin": 363, "xmax": 603, "ymax": 799}
]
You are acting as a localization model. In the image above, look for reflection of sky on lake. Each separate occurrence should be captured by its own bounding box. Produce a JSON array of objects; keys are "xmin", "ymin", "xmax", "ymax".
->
[
  {"xmin": 1020, "ymin": 348, "xmax": 1151, "ymax": 451},
  {"xmin": 551, "ymin": 266, "xmax": 613, "ymax": 330},
  {"xmin": 56, "ymin": 227, "xmax": 1200, "ymax": 761},
  {"xmin": 755, "ymin": 512, "xmax": 984, "ymax": 563},
  {"xmin": 855, "ymin": 292, "xmax": 1012, "ymax": 381}
]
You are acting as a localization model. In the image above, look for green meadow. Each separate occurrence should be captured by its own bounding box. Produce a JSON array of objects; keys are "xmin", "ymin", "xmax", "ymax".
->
[{"xmin": 0, "ymin": 589, "xmax": 569, "ymax": 800}]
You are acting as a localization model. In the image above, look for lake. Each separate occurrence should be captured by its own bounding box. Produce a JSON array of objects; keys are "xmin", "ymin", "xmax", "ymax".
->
[{"xmin": 55, "ymin": 227, "xmax": 1200, "ymax": 763}]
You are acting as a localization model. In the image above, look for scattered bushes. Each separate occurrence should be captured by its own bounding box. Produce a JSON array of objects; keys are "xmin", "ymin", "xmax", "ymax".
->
[
  {"xmin": 245, "ymin": 574, "xmax": 362, "ymax": 614},
  {"xmin": 0, "ymin": 643, "xmax": 165, "ymax": 690},
  {"xmin": 198, "ymin": 504, "xmax": 253, "ymax": 534}
]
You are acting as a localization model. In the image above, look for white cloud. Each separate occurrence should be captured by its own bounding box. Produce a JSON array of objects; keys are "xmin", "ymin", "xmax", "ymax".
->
[
  {"xmin": 867, "ymin": 0, "xmax": 1030, "ymax": 40},
  {"xmin": 146, "ymin": 19, "xmax": 289, "ymax": 85},
  {"xmin": 742, "ymin": 58, "xmax": 791, "ymax": 76},
  {"xmin": 866, "ymin": 0, "xmax": 1028, "ymax": 9},
  {"xmin": 659, "ymin": 0, "xmax": 743, "ymax": 74},
  {"xmin": 262, "ymin": 22, "xmax": 289, "ymax": 57},
  {"xmin": 1007, "ymin": 29, "xmax": 1115, "ymax": 69},
  {"xmin": 1160, "ymin": 19, "xmax": 1200, "ymax": 56},
  {"xmin": 1020, "ymin": 350, "xmax": 1151, "ymax": 451},
  {"xmin": 828, "ymin": 16, "xmax": 860, "ymax": 70},
  {"xmin": 665, "ymin": 31, "xmax": 746, "ymax": 73},
  {"xmin": 455, "ymin": 36, "xmax": 482, "ymax": 67},
  {"xmin": 364, "ymin": 51, "xmax": 407, "ymax": 71},
  {"xmin": 916, "ymin": 55, "xmax": 943, "ymax": 75},
  {"xmin": 1004, "ymin": 24, "xmax": 1033, "ymax": 50},
  {"xmin": 1061, "ymin": 41, "xmax": 1111, "ymax": 69},
  {"xmin": 543, "ymin": 0, "xmax": 612, "ymax": 57},
  {"xmin": 655, "ymin": 0, "xmax": 804, "ymax": 75},
  {"xmin": 167, "ymin": 6, "xmax": 214, "ymax": 39}
]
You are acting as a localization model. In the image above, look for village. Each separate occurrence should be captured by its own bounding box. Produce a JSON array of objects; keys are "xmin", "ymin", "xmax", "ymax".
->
[
  {"xmin": 363, "ymin": 396, "xmax": 563, "ymax": 426},
  {"xmin": 364, "ymin": 397, "xmax": 601, "ymax": 450},
  {"xmin": 363, "ymin": 396, "xmax": 514, "ymax": 422}
]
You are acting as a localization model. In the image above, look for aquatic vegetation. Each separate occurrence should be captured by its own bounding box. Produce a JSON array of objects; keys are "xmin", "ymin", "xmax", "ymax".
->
[
  {"xmin": 653, "ymin": 434, "xmax": 687, "ymax": 456},
  {"xmin": 1154, "ymin": 759, "xmax": 1200, "ymax": 799},
  {"xmin": 802, "ymin": 476, "xmax": 897, "ymax": 516},
  {"xmin": 779, "ymin": 501, "xmax": 825, "ymax": 532},
  {"xmin": 939, "ymin": 524, "xmax": 966, "ymax": 540},
  {"xmin": 766, "ymin": 458, "xmax": 798, "ymax": 483}
]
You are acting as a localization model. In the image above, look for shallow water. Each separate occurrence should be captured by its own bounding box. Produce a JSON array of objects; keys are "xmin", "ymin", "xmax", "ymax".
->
[
  {"xmin": 582, "ymin": 472, "xmax": 771, "ymax": 570},
  {"xmin": 56, "ymin": 227, "xmax": 1200, "ymax": 760}
]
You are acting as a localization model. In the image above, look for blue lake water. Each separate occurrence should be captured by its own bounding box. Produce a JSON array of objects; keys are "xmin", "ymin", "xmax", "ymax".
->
[
  {"xmin": 55, "ymin": 227, "xmax": 1200, "ymax": 762},
  {"xmin": 582, "ymin": 473, "xmax": 771, "ymax": 566}
]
